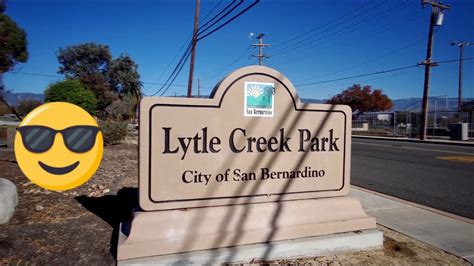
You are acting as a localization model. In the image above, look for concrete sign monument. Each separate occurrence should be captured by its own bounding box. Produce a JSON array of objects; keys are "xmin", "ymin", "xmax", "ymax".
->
[{"xmin": 118, "ymin": 66, "xmax": 380, "ymax": 262}]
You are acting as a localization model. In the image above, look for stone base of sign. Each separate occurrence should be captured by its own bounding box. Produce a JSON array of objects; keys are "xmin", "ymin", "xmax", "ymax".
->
[
  {"xmin": 118, "ymin": 229, "xmax": 383, "ymax": 265},
  {"xmin": 117, "ymin": 196, "xmax": 378, "ymax": 261}
]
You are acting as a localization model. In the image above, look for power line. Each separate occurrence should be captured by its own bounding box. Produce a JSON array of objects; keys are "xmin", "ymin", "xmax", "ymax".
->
[
  {"xmin": 187, "ymin": 0, "xmax": 244, "ymax": 97},
  {"xmin": 199, "ymin": 45, "xmax": 254, "ymax": 85},
  {"xmin": 295, "ymin": 36, "xmax": 428, "ymax": 83},
  {"xmin": 154, "ymin": 0, "xmax": 260, "ymax": 97},
  {"xmin": 271, "ymin": 0, "xmax": 410, "ymax": 59},
  {"xmin": 150, "ymin": 43, "xmax": 192, "ymax": 96},
  {"xmin": 298, "ymin": 69, "xmax": 422, "ymax": 91},
  {"xmin": 8, "ymin": 58, "xmax": 473, "ymax": 96},
  {"xmin": 270, "ymin": 8, "xmax": 423, "ymax": 66},
  {"xmin": 295, "ymin": 65, "xmax": 420, "ymax": 87},
  {"xmin": 269, "ymin": 0, "xmax": 380, "ymax": 53},
  {"xmin": 435, "ymin": 58, "xmax": 474, "ymax": 64},
  {"xmin": 10, "ymin": 56, "xmax": 473, "ymax": 87},
  {"xmin": 197, "ymin": 0, "xmax": 243, "ymax": 38},
  {"xmin": 9, "ymin": 72, "xmax": 61, "ymax": 78},
  {"xmin": 294, "ymin": 57, "xmax": 474, "ymax": 88},
  {"xmin": 200, "ymin": 0, "xmax": 226, "ymax": 26},
  {"xmin": 7, "ymin": 71, "xmax": 211, "ymax": 90},
  {"xmin": 197, "ymin": 0, "xmax": 260, "ymax": 41},
  {"xmin": 143, "ymin": 81, "xmax": 188, "ymax": 87},
  {"xmin": 144, "ymin": 81, "xmax": 210, "ymax": 89},
  {"xmin": 146, "ymin": 0, "xmax": 227, "ymax": 93},
  {"xmin": 156, "ymin": 50, "xmax": 192, "ymax": 96},
  {"xmin": 274, "ymin": 1, "xmax": 411, "ymax": 59},
  {"xmin": 148, "ymin": 1, "xmax": 242, "ymax": 96},
  {"xmin": 270, "ymin": 0, "xmax": 388, "ymax": 55}
]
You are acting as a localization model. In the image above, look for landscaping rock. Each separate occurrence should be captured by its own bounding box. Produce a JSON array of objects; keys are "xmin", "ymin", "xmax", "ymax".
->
[{"xmin": 0, "ymin": 178, "xmax": 18, "ymax": 225}]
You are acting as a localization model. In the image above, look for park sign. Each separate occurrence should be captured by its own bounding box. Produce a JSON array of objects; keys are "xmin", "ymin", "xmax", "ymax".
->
[
  {"xmin": 118, "ymin": 66, "xmax": 379, "ymax": 262},
  {"xmin": 139, "ymin": 66, "xmax": 351, "ymax": 211}
]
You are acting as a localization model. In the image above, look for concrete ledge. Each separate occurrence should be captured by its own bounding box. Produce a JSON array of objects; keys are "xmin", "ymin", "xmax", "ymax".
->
[
  {"xmin": 352, "ymin": 135, "xmax": 474, "ymax": 147},
  {"xmin": 117, "ymin": 197, "xmax": 377, "ymax": 261},
  {"xmin": 118, "ymin": 229, "xmax": 383, "ymax": 265}
]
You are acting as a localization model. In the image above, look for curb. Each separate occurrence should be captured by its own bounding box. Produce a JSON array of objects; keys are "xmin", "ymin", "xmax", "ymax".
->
[{"xmin": 352, "ymin": 135, "xmax": 474, "ymax": 147}]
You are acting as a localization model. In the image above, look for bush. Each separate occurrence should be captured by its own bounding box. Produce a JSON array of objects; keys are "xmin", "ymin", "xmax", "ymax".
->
[
  {"xmin": 99, "ymin": 120, "xmax": 128, "ymax": 145},
  {"xmin": 16, "ymin": 98, "xmax": 43, "ymax": 117},
  {"xmin": 44, "ymin": 79, "xmax": 97, "ymax": 114},
  {"xmin": 105, "ymin": 94, "xmax": 136, "ymax": 121}
]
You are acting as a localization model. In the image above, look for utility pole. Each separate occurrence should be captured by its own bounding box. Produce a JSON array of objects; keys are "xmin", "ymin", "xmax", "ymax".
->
[
  {"xmin": 419, "ymin": 0, "xmax": 450, "ymax": 140},
  {"xmin": 451, "ymin": 41, "xmax": 473, "ymax": 112},
  {"xmin": 187, "ymin": 0, "xmax": 200, "ymax": 98},
  {"xmin": 252, "ymin": 33, "xmax": 270, "ymax": 65}
]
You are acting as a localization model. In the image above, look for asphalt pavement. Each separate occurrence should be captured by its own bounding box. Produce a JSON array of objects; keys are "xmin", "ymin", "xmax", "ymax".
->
[{"xmin": 351, "ymin": 137, "xmax": 474, "ymax": 219}]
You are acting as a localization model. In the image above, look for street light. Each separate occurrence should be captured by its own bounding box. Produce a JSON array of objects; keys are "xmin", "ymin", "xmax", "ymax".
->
[{"xmin": 451, "ymin": 41, "xmax": 473, "ymax": 112}]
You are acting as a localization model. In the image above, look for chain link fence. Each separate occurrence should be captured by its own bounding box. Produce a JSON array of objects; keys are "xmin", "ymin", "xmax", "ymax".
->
[{"xmin": 352, "ymin": 110, "xmax": 474, "ymax": 140}]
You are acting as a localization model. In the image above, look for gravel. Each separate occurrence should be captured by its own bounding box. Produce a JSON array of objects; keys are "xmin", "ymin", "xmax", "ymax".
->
[{"xmin": 0, "ymin": 141, "xmax": 469, "ymax": 265}]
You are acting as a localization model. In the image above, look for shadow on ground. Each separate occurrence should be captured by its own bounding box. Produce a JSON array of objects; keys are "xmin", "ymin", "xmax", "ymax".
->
[{"xmin": 76, "ymin": 187, "xmax": 138, "ymax": 260}]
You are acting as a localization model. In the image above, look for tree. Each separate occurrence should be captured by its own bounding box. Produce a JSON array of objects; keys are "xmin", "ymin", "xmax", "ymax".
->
[
  {"xmin": 0, "ymin": 3, "xmax": 28, "ymax": 74},
  {"xmin": 105, "ymin": 94, "xmax": 136, "ymax": 121},
  {"xmin": 108, "ymin": 54, "xmax": 142, "ymax": 98},
  {"xmin": 56, "ymin": 43, "xmax": 142, "ymax": 116},
  {"xmin": 0, "ymin": 99, "xmax": 11, "ymax": 115},
  {"xmin": 44, "ymin": 80, "xmax": 97, "ymax": 114},
  {"xmin": 107, "ymin": 54, "xmax": 142, "ymax": 119},
  {"xmin": 16, "ymin": 98, "xmax": 42, "ymax": 117},
  {"xmin": 57, "ymin": 43, "xmax": 111, "ymax": 78},
  {"xmin": 0, "ymin": 0, "xmax": 28, "ymax": 119},
  {"xmin": 0, "ymin": 0, "xmax": 5, "ymax": 13},
  {"xmin": 57, "ymin": 43, "xmax": 112, "ymax": 111},
  {"xmin": 326, "ymin": 84, "xmax": 393, "ymax": 114},
  {"xmin": 79, "ymin": 73, "xmax": 117, "ymax": 111}
]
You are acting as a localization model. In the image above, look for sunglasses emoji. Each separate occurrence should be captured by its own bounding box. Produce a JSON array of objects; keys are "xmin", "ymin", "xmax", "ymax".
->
[{"xmin": 14, "ymin": 102, "xmax": 104, "ymax": 191}]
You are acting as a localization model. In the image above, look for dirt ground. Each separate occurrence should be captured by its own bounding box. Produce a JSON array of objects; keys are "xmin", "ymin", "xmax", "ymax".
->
[{"xmin": 0, "ymin": 142, "xmax": 469, "ymax": 265}]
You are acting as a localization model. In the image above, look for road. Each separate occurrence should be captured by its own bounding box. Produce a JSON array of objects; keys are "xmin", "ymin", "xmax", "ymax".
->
[{"xmin": 351, "ymin": 138, "xmax": 474, "ymax": 219}]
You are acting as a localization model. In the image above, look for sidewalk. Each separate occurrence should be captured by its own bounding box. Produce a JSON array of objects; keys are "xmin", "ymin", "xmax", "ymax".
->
[{"xmin": 350, "ymin": 186, "xmax": 474, "ymax": 264}]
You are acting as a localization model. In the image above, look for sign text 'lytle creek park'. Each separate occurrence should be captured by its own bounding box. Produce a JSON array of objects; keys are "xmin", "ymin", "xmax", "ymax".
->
[{"xmin": 139, "ymin": 66, "xmax": 351, "ymax": 211}]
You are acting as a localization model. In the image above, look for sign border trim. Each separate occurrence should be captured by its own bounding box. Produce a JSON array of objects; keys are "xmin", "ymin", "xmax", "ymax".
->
[{"xmin": 145, "ymin": 72, "xmax": 347, "ymax": 204}]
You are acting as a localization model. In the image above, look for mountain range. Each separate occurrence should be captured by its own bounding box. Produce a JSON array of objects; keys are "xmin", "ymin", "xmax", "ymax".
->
[
  {"xmin": 4, "ymin": 92, "xmax": 45, "ymax": 106},
  {"xmin": 301, "ymin": 97, "xmax": 471, "ymax": 112},
  {"xmin": 3, "ymin": 92, "xmax": 470, "ymax": 112}
]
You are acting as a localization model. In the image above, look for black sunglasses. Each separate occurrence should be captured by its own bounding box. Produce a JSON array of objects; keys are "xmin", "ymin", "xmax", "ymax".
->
[{"xmin": 17, "ymin": 125, "xmax": 101, "ymax": 153}]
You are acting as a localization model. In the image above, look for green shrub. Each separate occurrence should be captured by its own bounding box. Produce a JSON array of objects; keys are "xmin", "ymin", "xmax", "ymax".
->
[
  {"xmin": 16, "ymin": 98, "xmax": 43, "ymax": 117},
  {"xmin": 44, "ymin": 79, "xmax": 97, "ymax": 114},
  {"xmin": 99, "ymin": 120, "xmax": 128, "ymax": 145}
]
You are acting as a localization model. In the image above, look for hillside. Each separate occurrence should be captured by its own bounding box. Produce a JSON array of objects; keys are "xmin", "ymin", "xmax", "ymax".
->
[
  {"xmin": 390, "ymin": 97, "xmax": 471, "ymax": 112},
  {"xmin": 4, "ymin": 92, "xmax": 45, "ymax": 106},
  {"xmin": 302, "ymin": 97, "xmax": 470, "ymax": 112},
  {"xmin": 3, "ymin": 93, "xmax": 470, "ymax": 112}
]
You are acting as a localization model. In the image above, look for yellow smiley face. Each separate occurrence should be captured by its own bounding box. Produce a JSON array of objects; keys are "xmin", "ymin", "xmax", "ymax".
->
[{"xmin": 14, "ymin": 102, "xmax": 103, "ymax": 191}]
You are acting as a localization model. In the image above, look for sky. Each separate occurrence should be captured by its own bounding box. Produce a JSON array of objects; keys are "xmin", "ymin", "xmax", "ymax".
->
[{"xmin": 3, "ymin": 0, "xmax": 474, "ymax": 100}]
